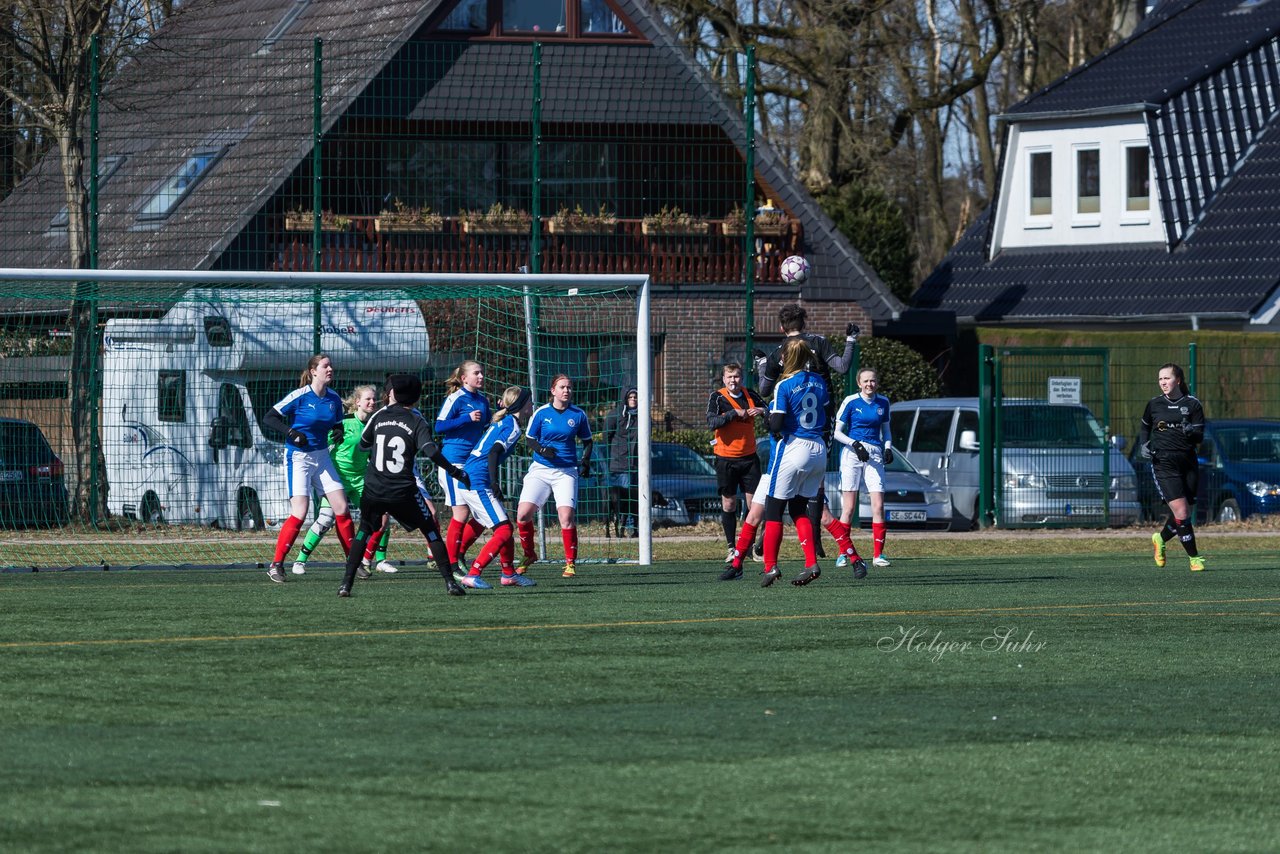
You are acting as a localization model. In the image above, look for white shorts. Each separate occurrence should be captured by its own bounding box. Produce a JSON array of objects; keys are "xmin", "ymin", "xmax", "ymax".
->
[
  {"xmin": 518, "ymin": 462, "xmax": 579, "ymax": 510},
  {"xmin": 751, "ymin": 468, "xmax": 772, "ymax": 507},
  {"xmin": 437, "ymin": 465, "xmax": 467, "ymax": 506},
  {"xmin": 765, "ymin": 437, "xmax": 827, "ymax": 500},
  {"xmin": 839, "ymin": 443, "xmax": 887, "ymax": 494},
  {"xmin": 285, "ymin": 447, "xmax": 344, "ymax": 499},
  {"xmin": 457, "ymin": 486, "xmax": 509, "ymax": 529}
]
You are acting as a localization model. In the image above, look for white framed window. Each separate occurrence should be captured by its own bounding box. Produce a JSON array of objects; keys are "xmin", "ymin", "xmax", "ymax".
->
[
  {"xmin": 1123, "ymin": 143, "xmax": 1151, "ymax": 221},
  {"xmin": 1027, "ymin": 148, "xmax": 1053, "ymax": 225},
  {"xmin": 1074, "ymin": 146, "xmax": 1101, "ymax": 222},
  {"xmin": 137, "ymin": 147, "xmax": 226, "ymax": 221},
  {"xmin": 50, "ymin": 155, "xmax": 127, "ymax": 230}
]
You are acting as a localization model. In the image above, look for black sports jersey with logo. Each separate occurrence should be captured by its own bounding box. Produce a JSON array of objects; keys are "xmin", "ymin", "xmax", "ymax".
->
[
  {"xmin": 359, "ymin": 403, "xmax": 439, "ymax": 501},
  {"xmin": 760, "ymin": 332, "xmax": 838, "ymax": 397},
  {"xmin": 1140, "ymin": 392, "xmax": 1205, "ymax": 457}
]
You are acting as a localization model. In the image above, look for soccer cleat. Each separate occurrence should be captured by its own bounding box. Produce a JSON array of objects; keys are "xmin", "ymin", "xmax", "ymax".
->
[
  {"xmin": 724, "ymin": 546, "xmax": 736, "ymax": 565},
  {"xmin": 718, "ymin": 566, "xmax": 743, "ymax": 581},
  {"xmin": 375, "ymin": 560, "xmax": 398, "ymax": 574},
  {"xmin": 452, "ymin": 569, "xmax": 468, "ymax": 582},
  {"xmin": 752, "ymin": 542, "xmax": 765, "ymax": 563},
  {"xmin": 460, "ymin": 574, "xmax": 492, "ymax": 589},
  {"xmin": 873, "ymin": 555, "xmax": 892, "ymax": 568},
  {"xmin": 501, "ymin": 573, "xmax": 537, "ymax": 587},
  {"xmin": 356, "ymin": 563, "xmax": 372, "ymax": 580},
  {"xmin": 337, "ymin": 585, "xmax": 351, "ymax": 598},
  {"xmin": 1190, "ymin": 556, "xmax": 1206, "ymax": 572},
  {"xmin": 291, "ymin": 561, "xmax": 307, "ymax": 575},
  {"xmin": 1152, "ymin": 532, "xmax": 1167, "ymax": 567},
  {"xmin": 760, "ymin": 567, "xmax": 781, "ymax": 587},
  {"xmin": 516, "ymin": 552, "xmax": 537, "ymax": 575},
  {"xmin": 851, "ymin": 557, "xmax": 868, "ymax": 580},
  {"xmin": 835, "ymin": 554, "xmax": 849, "ymax": 568},
  {"xmin": 562, "ymin": 562, "xmax": 576, "ymax": 578},
  {"xmin": 267, "ymin": 562, "xmax": 286, "ymax": 584},
  {"xmin": 445, "ymin": 578, "xmax": 467, "ymax": 596},
  {"xmin": 791, "ymin": 565, "xmax": 821, "ymax": 586}
]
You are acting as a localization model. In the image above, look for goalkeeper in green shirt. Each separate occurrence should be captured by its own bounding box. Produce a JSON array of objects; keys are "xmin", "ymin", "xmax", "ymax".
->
[{"xmin": 291, "ymin": 385, "xmax": 398, "ymax": 575}]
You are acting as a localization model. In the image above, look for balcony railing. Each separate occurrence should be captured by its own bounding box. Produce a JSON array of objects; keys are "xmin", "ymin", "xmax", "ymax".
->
[{"xmin": 272, "ymin": 217, "xmax": 801, "ymax": 285}]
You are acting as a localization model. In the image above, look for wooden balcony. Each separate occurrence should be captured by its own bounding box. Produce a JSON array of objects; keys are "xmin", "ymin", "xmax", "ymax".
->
[{"xmin": 272, "ymin": 216, "xmax": 802, "ymax": 285}]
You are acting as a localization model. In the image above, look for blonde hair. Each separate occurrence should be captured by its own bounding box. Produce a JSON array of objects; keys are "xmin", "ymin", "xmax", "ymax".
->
[
  {"xmin": 444, "ymin": 360, "xmax": 482, "ymax": 394},
  {"xmin": 299, "ymin": 353, "xmax": 330, "ymax": 387},
  {"xmin": 779, "ymin": 338, "xmax": 815, "ymax": 380},
  {"xmin": 492, "ymin": 385, "xmax": 524, "ymax": 422},
  {"xmin": 344, "ymin": 384, "xmax": 377, "ymax": 419}
]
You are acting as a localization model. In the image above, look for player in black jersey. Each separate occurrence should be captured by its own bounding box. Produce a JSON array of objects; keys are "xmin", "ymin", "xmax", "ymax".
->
[
  {"xmin": 1138, "ymin": 363, "xmax": 1206, "ymax": 571},
  {"xmin": 339, "ymin": 373, "xmax": 472, "ymax": 597},
  {"xmin": 756, "ymin": 304, "xmax": 858, "ymax": 558}
]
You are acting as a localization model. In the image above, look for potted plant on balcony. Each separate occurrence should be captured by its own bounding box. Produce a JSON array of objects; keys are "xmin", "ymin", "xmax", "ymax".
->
[
  {"xmin": 284, "ymin": 208, "xmax": 352, "ymax": 233},
  {"xmin": 546, "ymin": 204, "xmax": 617, "ymax": 235},
  {"xmin": 375, "ymin": 199, "xmax": 445, "ymax": 234},
  {"xmin": 721, "ymin": 204, "xmax": 791, "ymax": 237},
  {"xmin": 459, "ymin": 202, "xmax": 533, "ymax": 235},
  {"xmin": 641, "ymin": 205, "xmax": 710, "ymax": 236}
]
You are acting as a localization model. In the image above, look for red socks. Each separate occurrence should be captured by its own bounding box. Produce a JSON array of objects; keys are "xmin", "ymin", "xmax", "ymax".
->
[
  {"xmin": 499, "ymin": 537, "xmax": 516, "ymax": 575},
  {"xmin": 517, "ymin": 520, "xmax": 536, "ymax": 560},
  {"xmin": 762, "ymin": 520, "xmax": 783, "ymax": 570},
  {"xmin": 823, "ymin": 518, "xmax": 858, "ymax": 558},
  {"xmin": 872, "ymin": 522, "xmax": 887, "ymax": 559},
  {"xmin": 732, "ymin": 522, "xmax": 757, "ymax": 569},
  {"xmin": 458, "ymin": 518, "xmax": 485, "ymax": 562},
  {"xmin": 333, "ymin": 512, "xmax": 355, "ymax": 556},
  {"xmin": 561, "ymin": 526, "xmax": 577, "ymax": 563},
  {"xmin": 272, "ymin": 514, "xmax": 304, "ymax": 564},
  {"xmin": 445, "ymin": 518, "xmax": 465, "ymax": 565},
  {"xmin": 794, "ymin": 514, "xmax": 817, "ymax": 567},
  {"xmin": 470, "ymin": 525, "xmax": 511, "ymax": 575},
  {"xmin": 363, "ymin": 525, "xmax": 383, "ymax": 562}
]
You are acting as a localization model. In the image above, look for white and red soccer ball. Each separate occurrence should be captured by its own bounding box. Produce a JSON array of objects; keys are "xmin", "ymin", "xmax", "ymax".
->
[{"xmin": 779, "ymin": 255, "xmax": 811, "ymax": 284}]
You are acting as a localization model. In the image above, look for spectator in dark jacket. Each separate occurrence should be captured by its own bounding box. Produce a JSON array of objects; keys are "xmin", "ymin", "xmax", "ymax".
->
[{"xmin": 604, "ymin": 387, "xmax": 639, "ymax": 537}]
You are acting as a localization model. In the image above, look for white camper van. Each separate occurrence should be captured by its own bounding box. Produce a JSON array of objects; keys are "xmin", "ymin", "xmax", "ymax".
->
[{"xmin": 102, "ymin": 289, "xmax": 430, "ymax": 528}]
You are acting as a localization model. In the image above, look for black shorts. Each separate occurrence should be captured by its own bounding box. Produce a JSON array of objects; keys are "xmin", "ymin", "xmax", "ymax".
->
[
  {"xmin": 359, "ymin": 491, "xmax": 444, "ymax": 542},
  {"xmin": 715, "ymin": 454, "xmax": 762, "ymax": 498},
  {"xmin": 1151, "ymin": 453, "xmax": 1198, "ymax": 506}
]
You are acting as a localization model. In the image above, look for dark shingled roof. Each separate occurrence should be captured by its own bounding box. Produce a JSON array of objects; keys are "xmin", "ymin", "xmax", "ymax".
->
[
  {"xmin": 0, "ymin": 0, "xmax": 900, "ymax": 320},
  {"xmin": 918, "ymin": 0, "xmax": 1280, "ymax": 324},
  {"xmin": 1007, "ymin": 0, "xmax": 1280, "ymax": 116}
]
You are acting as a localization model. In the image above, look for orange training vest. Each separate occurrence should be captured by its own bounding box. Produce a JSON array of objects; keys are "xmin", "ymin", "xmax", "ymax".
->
[{"xmin": 713, "ymin": 388, "xmax": 759, "ymax": 457}]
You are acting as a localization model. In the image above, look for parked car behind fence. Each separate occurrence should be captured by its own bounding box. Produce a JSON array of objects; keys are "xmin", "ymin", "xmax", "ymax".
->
[{"xmin": 0, "ymin": 417, "xmax": 69, "ymax": 529}]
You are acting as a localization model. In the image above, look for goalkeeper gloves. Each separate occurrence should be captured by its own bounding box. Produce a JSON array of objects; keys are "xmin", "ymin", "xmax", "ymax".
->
[
  {"xmin": 851, "ymin": 441, "xmax": 870, "ymax": 462},
  {"xmin": 883, "ymin": 447, "xmax": 894, "ymax": 465},
  {"xmin": 286, "ymin": 428, "xmax": 308, "ymax": 448}
]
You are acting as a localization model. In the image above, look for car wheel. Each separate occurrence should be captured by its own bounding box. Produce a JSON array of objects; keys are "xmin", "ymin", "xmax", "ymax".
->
[
  {"xmin": 237, "ymin": 490, "xmax": 264, "ymax": 531},
  {"xmin": 1215, "ymin": 497, "xmax": 1241, "ymax": 524},
  {"xmin": 140, "ymin": 492, "xmax": 164, "ymax": 524}
]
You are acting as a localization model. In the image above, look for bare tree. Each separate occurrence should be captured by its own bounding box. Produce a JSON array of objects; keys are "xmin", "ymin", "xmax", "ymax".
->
[{"xmin": 0, "ymin": 0, "xmax": 172, "ymax": 520}]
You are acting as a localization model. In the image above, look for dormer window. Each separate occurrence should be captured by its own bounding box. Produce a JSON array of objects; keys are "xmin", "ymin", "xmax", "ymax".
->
[
  {"xmin": 1125, "ymin": 145, "xmax": 1150, "ymax": 212},
  {"xmin": 1028, "ymin": 149, "xmax": 1053, "ymax": 219},
  {"xmin": 436, "ymin": 0, "xmax": 635, "ymax": 38},
  {"xmin": 1075, "ymin": 147, "xmax": 1100, "ymax": 217}
]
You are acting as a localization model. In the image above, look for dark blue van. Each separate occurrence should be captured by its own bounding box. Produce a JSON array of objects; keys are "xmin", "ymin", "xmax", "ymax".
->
[{"xmin": 1129, "ymin": 419, "xmax": 1280, "ymax": 523}]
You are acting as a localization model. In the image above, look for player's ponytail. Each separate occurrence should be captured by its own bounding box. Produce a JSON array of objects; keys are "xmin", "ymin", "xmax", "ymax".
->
[
  {"xmin": 492, "ymin": 385, "xmax": 523, "ymax": 422},
  {"xmin": 779, "ymin": 338, "xmax": 815, "ymax": 380},
  {"xmin": 444, "ymin": 360, "xmax": 481, "ymax": 394},
  {"xmin": 299, "ymin": 353, "xmax": 330, "ymax": 387}
]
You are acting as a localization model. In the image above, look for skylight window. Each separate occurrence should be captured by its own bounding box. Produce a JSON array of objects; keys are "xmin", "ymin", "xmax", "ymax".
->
[
  {"xmin": 50, "ymin": 155, "xmax": 126, "ymax": 229},
  {"xmin": 257, "ymin": 0, "xmax": 312, "ymax": 53},
  {"xmin": 137, "ymin": 147, "xmax": 226, "ymax": 221}
]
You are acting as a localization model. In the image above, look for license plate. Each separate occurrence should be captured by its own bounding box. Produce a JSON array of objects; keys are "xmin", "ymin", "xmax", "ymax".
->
[
  {"xmin": 0, "ymin": 470, "xmax": 22, "ymax": 482},
  {"xmin": 1068, "ymin": 505, "xmax": 1102, "ymax": 516},
  {"xmin": 889, "ymin": 510, "xmax": 926, "ymax": 522}
]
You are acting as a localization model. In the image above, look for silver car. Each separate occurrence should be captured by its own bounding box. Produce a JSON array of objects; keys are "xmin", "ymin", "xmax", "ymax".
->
[{"xmin": 820, "ymin": 449, "xmax": 952, "ymax": 530}]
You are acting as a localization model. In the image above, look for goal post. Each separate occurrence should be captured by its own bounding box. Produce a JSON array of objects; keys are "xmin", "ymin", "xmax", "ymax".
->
[{"xmin": 0, "ymin": 268, "xmax": 651, "ymax": 571}]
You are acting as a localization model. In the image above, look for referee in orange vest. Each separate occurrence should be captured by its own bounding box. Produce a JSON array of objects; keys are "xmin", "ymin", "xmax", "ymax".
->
[{"xmin": 707, "ymin": 362, "xmax": 767, "ymax": 565}]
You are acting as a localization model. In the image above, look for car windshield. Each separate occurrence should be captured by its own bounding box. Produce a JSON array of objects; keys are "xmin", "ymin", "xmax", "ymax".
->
[
  {"xmin": 652, "ymin": 444, "xmax": 716, "ymax": 477},
  {"xmin": 1215, "ymin": 428, "xmax": 1280, "ymax": 463},
  {"xmin": 1002, "ymin": 404, "xmax": 1105, "ymax": 449},
  {"xmin": 0, "ymin": 422, "xmax": 55, "ymax": 463}
]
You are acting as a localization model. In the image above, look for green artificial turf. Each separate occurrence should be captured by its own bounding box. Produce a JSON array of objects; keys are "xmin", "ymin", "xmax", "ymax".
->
[{"xmin": 3, "ymin": 544, "xmax": 1279, "ymax": 852}]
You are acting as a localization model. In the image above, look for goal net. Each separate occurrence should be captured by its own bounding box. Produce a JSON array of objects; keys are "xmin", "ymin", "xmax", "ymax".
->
[{"xmin": 0, "ymin": 269, "xmax": 652, "ymax": 571}]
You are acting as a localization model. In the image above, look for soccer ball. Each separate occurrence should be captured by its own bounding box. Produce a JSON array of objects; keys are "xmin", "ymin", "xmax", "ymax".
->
[{"xmin": 779, "ymin": 255, "xmax": 811, "ymax": 284}]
